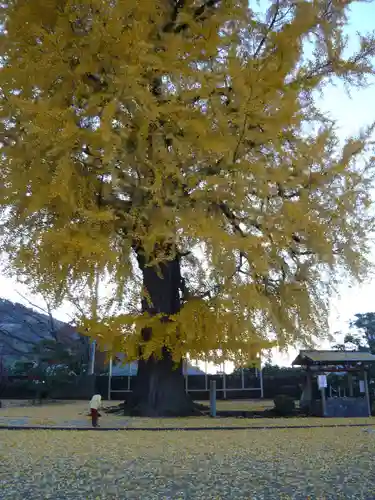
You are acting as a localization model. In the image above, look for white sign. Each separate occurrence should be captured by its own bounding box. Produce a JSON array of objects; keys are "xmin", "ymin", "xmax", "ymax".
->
[
  {"xmin": 359, "ymin": 380, "xmax": 366, "ymax": 393},
  {"xmin": 317, "ymin": 375, "xmax": 327, "ymax": 389}
]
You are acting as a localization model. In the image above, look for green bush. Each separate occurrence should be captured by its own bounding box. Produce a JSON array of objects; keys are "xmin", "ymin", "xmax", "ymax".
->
[{"xmin": 273, "ymin": 394, "xmax": 296, "ymax": 416}]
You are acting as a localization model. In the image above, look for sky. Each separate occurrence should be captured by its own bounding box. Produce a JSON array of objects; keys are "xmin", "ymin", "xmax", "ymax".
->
[
  {"xmin": 1, "ymin": 1, "xmax": 375, "ymax": 371},
  {"xmin": 278, "ymin": 1, "xmax": 375, "ymax": 365},
  {"xmin": 271, "ymin": 1, "xmax": 375, "ymax": 366}
]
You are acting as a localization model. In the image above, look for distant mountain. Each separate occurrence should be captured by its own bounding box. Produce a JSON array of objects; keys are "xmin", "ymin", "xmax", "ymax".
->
[
  {"xmin": 0, "ymin": 298, "xmax": 66, "ymax": 363},
  {"xmin": 0, "ymin": 298, "xmax": 206, "ymax": 376}
]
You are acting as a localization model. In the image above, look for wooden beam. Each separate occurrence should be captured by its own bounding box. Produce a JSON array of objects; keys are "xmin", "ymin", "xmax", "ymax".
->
[
  {"xmin": 364, "ymin": 370, "xmax": 371, "ymax": 417},
  {"xmin": 320, "ymin": 386, "xmax": 327, "ymax": 417},
  {"xmin": 348, "ymin": 372, "xmax": 354, "ymax": 397}
]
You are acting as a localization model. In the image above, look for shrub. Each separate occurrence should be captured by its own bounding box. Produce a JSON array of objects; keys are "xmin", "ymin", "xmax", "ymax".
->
[
  {"xmin": 6, "ymin": 378, "xmax": 35, "ymax": 399},
  {"xmin": 273, "ymin": 394, "xmax": 296, "ymax": 416}
]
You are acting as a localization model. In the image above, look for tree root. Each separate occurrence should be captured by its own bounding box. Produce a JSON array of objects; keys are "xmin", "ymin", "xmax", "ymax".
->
[{"xmin": 103, "ymin": 400, "xmax": 209, "ymax": 417}]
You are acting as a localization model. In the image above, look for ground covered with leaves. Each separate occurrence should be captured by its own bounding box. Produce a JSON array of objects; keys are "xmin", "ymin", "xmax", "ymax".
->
[
  {"xmin": 1, "ymin": 400, "xmax": 375, "ymax": 429},
  {"xmin": 1, "ymin": 427, "xmax": 374, "ymax": 499}
]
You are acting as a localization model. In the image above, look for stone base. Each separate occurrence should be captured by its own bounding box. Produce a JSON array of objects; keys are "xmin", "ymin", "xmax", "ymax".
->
[{"xmin": 311, "ymin": 397, "xmax": 370, "ymax": 417}]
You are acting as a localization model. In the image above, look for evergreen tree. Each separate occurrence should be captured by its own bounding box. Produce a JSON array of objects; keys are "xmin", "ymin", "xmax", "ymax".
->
[
  {"xmin": 333, "ymin": 312, "xmax": 375, "ymax": 353},
  {"xmin": 351, "ymin": 312, "xmax": 375, "ymax": 353},
  {"xmin": 1, "ymin": 1, "xmax": 375, "ymax": 415}
]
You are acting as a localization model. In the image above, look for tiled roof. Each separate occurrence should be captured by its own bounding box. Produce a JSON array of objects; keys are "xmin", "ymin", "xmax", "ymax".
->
[{"xmin": 292, "ymin": 350, "xmax": 375, "ymax": 366}]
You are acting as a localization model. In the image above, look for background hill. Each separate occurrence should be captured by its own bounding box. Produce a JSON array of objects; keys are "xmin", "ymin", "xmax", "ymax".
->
[
  {"xmin": 0, "ymin": 298, "xmax": 204, "ymax": 375},
  {"xmin": 0, "ymin": 299, "xmax": 61, "ymax": 350},
  {"xmin": 0, "ymin": 298, "xmax": 80, "ymax": 367}
]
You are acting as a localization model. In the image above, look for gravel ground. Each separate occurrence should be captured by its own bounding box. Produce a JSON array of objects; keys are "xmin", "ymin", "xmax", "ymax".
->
[
  {"xmin": 1, "ymin": 400, "xmax": 375, "ymax": 428},
  {"xmin": 1, "ymin": 427, "xmax": 375, "ymax": 499}
]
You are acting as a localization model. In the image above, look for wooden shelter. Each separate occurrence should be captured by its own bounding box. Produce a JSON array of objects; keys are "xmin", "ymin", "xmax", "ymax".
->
[{"xmin": 292, "ymin": 350, "xmax": 375, "ymax": 417}]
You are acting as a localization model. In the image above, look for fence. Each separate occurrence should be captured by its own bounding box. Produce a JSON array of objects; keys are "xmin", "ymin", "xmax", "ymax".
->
[
  {"xmin": 95, "ymin": 371, "xmax": 304, "ymax": 401},
  {"xmin": 1, "ymin": 374, "xmax": 95, "ymax": 400},
  {"xmin": 96, "ymin": 373, "xmax": 262, "ymax": 401},
  {"xmin": 1, "ymin": 373, "xmax": 304, "ymax": 401}
]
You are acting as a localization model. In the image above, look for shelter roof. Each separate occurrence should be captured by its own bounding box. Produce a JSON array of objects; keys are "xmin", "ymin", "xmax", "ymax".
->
[{"xmin": 292, "ymin": 350, "xmax": 375, "ymax": 366}]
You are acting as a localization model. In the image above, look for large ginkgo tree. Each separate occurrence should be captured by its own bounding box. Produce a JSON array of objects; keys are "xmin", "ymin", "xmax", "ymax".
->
[{"xmin": 0, "ymin": 0, "xmax": 375, "ymax": 415}]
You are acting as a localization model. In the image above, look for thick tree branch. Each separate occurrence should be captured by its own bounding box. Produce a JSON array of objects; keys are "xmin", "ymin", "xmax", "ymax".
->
[
  {"xmin": 163, "ymin": 0, "xmax": 221, "ymax": 33},
  {"xmin": 217, "ymin": 202, "xmax": 248, "ymax": 236}
]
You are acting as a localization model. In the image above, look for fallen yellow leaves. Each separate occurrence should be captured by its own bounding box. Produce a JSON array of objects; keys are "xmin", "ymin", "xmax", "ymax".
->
[
  {"xmin": 1, "ymin": 427, "xmax": 375, "ymax": 499},
  {"xmin": 1, "ymin": 400, "xmax": 375, "ymax": 429}
]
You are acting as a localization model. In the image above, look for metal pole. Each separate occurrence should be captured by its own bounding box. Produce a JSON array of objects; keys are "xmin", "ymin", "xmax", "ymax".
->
[
  {"xmin": 185, "ymin": 359, "xmax": 188, "ymax": 394},
  {"xmin": 210, "ymin": 380, "xmax": 217, "ymax": 417},
  {"xmin": 223, "ymin": 363, "xmax": 227, "ymax": 399},
  {"xmin": 364, "ymin": 370, "xmax": 371, "ymax": 417},
  {"xmin": 89, "ymin": 266, "xmax": 99, "ymax": 376},
  {"xmin": 205, "ymin": 359, "xmax": 208, "ymax": 391},
  {"xmin": 241, "ymin": 367, "xmax": 244, "ymax": 390},
  {"xmin": 88, "ymin": 340, "xmax": 96, "ymax": 375},
  {"xmin": 108, "ymin": 356, "xmax": 112, "ymax": 400},
  {"xmin": 259, "ymin": 367, "xmax": 264, "ymax": 398}
]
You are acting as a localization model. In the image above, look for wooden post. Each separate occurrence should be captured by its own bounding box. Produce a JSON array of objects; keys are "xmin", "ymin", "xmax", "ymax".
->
[
  {"xmin": 210, "ymin": 380, "xmax": 217, "ymax": 418},
  {"xmin": 348, "ymin": 372, "xmax": 354, "ymax": 397},
  {"xmin": 321, "ymin": 387, "xmax": 327, "ymax": 417},
  {"xmin": 306, "ymin": 369, "xmax": 313, "ymax": 413},
  {"xmin": 317, "ymin": 373, "xmax": 327, "ymax": 417},
  {"xmin": 107, "ymin": 356, "xmax": 112, "ymax": 401},
  {"xmin": 364, "ymin": 370, "xmax": 371, "ymax": 417}
]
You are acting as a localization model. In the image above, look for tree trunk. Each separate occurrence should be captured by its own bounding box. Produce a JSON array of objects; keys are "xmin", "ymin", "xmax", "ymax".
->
[
  {"xmin": 126, "ymin": 249, "xmax": 196, "ymax": 416},
  {"xmin": 129, "ymin": 348, "xmax": 195, "ymax": 416}
]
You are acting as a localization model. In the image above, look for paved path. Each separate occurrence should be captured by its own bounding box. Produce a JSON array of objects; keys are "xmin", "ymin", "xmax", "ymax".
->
[
  {"xmin": 0, "ymin": 415, "xmax": 130, "ymax": 429},
  {"xmin": 2, "ymin": 415, "xmax": 375, "ymax": 431}
]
